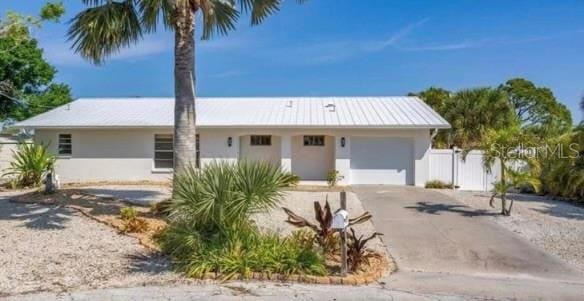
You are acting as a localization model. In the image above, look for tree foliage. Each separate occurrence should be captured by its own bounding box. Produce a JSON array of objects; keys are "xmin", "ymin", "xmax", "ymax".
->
[
  {"xmin": 500, "ymin": 78, "xmax": 572, "ymax": 139},
  {"xmin": 413, "ymin": 78, "xmax": 573, "ymax": 150},
  {"xmin": 0, "ymin": 2, "xmax": 71, "ymax": 122},
  {"xmin": 539, "ymin": 124, "xmax": 584, "ymax": 201}
]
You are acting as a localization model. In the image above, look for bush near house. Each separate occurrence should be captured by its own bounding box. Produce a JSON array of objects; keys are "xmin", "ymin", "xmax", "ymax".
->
[
  {"xmin": 156, "ymin": 161, "xmax": 325, "ymax": 279},
  {"xmin": 425, "ymin": 180, "xmax": 453, "ymax": 189},
  {"xmin": 326, "ymin": 169, "xmax": 344, "ymax": 187},
  {"xmin": 3, "ymin": 143, "xmax": 55, "ymax": 188}
]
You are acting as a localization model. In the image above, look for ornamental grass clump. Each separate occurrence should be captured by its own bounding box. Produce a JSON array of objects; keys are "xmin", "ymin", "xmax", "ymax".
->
[{"xmin": 156, "ymin": 161, "xmax": 324, "ymax": 279}]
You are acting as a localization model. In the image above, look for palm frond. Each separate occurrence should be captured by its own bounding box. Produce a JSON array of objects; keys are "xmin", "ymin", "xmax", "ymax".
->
[
  {"xmin": 238, "ymin": 0, "xmax": 281, "ymax": 25},
  {"xmin": 138, "ymin": 0, "xmax": 175, "ymax": 32},
  {"xmin": 200, "ymin": 0, "xmax": 239, "ymax": 40},
  {"xmin": 68, "ymin": 0, "xmax": 143, "ymax": 64}
]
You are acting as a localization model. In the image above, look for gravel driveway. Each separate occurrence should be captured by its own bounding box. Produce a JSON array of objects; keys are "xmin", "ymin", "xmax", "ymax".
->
[
  {"xmin": 440, "ymin": 190, "xmax": 584, "ymax": 272},
  {"xmin": 0, "ymin": 194, "xmax": 180, "ymax": 297}
]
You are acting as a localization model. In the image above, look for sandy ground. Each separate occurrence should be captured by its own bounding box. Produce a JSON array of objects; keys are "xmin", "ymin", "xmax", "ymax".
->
[
  {"xmin": 0, "ymin": 197, "xmax": 182, "ymax": 297},
  {"xmin": 439, "ymin": 190, "xmax": 584, "ymax": 272}
]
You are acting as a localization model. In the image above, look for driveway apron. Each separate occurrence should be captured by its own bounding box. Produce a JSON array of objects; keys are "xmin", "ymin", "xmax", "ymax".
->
[{"xmin": 353, "ymin": 185, "xmax": 583, "ymax": 281}]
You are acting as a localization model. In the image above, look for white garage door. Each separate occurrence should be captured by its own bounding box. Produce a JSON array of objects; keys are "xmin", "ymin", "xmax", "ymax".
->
[{"xmin": 350, "ymin": 137, "xmax": 413, "ymax": 185}]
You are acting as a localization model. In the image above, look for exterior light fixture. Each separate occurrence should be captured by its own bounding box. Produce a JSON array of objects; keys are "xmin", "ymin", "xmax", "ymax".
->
[
  {"xmin": 340, "ymin": 137, "xmax": 346, "ymax": 147},
  {"xmin": 227, "ymin": 137, "xmax": 232, "ymax": 147}
]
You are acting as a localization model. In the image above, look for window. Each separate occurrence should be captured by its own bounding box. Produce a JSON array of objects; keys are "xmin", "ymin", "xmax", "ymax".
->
[
  {"xmin": 303, "ymin": 135, "xmax": 325, "ymax": 146},
  {"xmin": 250, "ymin": 135, "xmax": 271, "ymax": 146},
  {"xmin": 58, "ymin": 134, "xmax": 72, "ymax": 155},
  {"xmin": 154, "ymin": 134, "xmax": 173, "ymax": 169},
  {"xmin": 154, "ymin": 134, "xmax": 200, "ymax": 169}
]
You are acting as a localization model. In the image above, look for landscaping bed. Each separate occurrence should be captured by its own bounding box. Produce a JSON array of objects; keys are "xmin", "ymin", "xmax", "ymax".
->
[{"xmin": 2, "ymin": 182, "xmax": 393, "ymax": 295}]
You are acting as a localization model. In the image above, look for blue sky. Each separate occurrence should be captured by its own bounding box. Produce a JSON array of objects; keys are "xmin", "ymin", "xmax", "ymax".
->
[{"xmin": 2, "ymin": 0, "xmax": 584, "ymax": 121}]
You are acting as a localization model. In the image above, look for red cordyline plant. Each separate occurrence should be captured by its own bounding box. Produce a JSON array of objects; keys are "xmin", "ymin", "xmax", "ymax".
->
[
  {"xmin": 282, "ymin": 197, "xmax": 372, "ymax": 253},
  {"xmin": 346, "ymin": 228, "xmax": 383, "ymax": 272}
]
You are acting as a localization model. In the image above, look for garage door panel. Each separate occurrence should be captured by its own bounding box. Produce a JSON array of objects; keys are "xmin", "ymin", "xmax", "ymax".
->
[{"xmin": 350, "ymin": 137, "xmax": 413, "ymax": 185}]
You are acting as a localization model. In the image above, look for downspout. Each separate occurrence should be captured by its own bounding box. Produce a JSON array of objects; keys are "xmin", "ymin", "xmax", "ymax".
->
[{"xmin": 430, "ymin": 128, "xmax": 438, "ymax": 142}]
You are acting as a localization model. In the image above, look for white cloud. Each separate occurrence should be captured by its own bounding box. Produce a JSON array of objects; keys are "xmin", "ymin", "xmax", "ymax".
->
[
  {"xmin": 260, "ymin": 18, "xmax": 430, "ymax": 65},
  {"xmin": 399, "ymin": 29, "xmax": 584, "ymax": 52},
  {"xmin": 400, "ymin": 39, "xmax": 489, "ymax": 51},
  {"xmin": 364, "ymin": 18, "xmax": 429, "ymax": 52}
]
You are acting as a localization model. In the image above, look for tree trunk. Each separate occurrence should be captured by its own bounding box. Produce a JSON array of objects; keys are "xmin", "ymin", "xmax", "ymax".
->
[{"xmin": 173, "ymin": 2, "xmax": 197, "ymax": 183}]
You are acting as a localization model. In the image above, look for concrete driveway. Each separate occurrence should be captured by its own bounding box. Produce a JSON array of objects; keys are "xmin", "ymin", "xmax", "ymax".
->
[{"xmin": 353, "ymin": 185, "xmax": 583, "ymax": 281}]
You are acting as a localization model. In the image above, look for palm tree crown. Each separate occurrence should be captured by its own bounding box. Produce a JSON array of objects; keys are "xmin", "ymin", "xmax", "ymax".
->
[{"xmin": 68, "ymin": 0, "xmax": 293, "ymax": 64}]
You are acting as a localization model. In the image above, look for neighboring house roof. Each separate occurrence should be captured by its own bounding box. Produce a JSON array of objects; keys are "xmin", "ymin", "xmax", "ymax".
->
[{"xmin": 13, "ymin": 97, "xmax": 450, "ymax": 129}]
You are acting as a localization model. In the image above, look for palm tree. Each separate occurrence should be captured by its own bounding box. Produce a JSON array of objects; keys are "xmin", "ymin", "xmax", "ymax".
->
[
  {"xmin": 67, "ymin": 0, "xmax": 303, "ymax": 183},
  {"xmin": 479, "ymin": 125, "xmax": 537, "ymax": 216},
  {"xmin": 445, "ymin": 87, "xmax": 516, "ymax": 149}
]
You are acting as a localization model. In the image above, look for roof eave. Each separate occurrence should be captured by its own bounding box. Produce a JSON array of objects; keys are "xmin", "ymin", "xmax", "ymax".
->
[{"xmin": 13, "ymin": 124, "xmax": 451, "ymax": 130}]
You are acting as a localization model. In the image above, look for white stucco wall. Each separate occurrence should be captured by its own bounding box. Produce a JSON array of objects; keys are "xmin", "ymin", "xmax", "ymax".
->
[
  {"xmin": 35, "ymin": 128, "xmax": 173, "ymax": 183},
  {"xmin": 291, "ymin": 135, "xmax": 334, "ymax": 180},
  {"xmin": 239, "ymin": 135, "xmax": 282, "ymax": 166},
  {"xmin": 34, "ymin": 128, "xmax": 431, "ymax": 185}
]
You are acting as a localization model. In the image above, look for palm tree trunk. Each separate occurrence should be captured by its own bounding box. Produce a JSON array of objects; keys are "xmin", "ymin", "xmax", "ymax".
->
[
  {"xmin": 500, "ymin": 160, "xmax": 508, "ymax": 215},
  {"xmin": 173, "ymin": 2, "xmax": 197, "ymax": 181}
]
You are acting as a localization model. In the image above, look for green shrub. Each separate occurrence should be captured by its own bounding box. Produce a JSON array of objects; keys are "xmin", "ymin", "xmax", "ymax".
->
[
  {"xmin": 120, "ymin": 206, "xmax": 138, "ymax": 220},
  {"xmin": 157, "ymin": 161, "xmax": 321, "ymax": 278},
  {"xmin": 167, "ymin": 160, "xmax": 298, "ymax": 232},
  {"xmin": 158, "ymin": 224, "xmax": 326, "ymax": 279},
  {"xmin": 540, "ymin": 126, "xmax": 584, "ymax": 201},
  {"xmin": 425, "ymin": 180, "xmax": 454, "ymax": 189},
  {"xmin": 3, "ymin": 143, "xmax": 56, "ymax": 188},
  {"xmin": 326, "ymin": 169, "xmax": 343, "ymax": 187}
]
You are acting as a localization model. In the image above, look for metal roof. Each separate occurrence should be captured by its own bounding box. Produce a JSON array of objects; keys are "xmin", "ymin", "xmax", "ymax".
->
[{"xmin": 13, "ymin": 97, "xmax": 450, "ymax": 129}]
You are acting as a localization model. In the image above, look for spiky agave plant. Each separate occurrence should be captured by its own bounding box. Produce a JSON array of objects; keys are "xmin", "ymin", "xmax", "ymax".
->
[{"xmin": 3, "ymin": 143, "xmax": 56, "ymax": 188}]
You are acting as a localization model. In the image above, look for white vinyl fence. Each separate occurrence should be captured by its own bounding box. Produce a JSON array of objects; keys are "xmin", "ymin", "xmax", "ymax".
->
[{"xmin": 429, "ymin": 149, "xmax": 501, "ymax": 191}]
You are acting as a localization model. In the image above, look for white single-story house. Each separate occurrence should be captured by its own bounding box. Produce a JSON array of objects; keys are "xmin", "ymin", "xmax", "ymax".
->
[{"xmin": 13, "ymin": 97, "xmax": 450, "ymax": 186}]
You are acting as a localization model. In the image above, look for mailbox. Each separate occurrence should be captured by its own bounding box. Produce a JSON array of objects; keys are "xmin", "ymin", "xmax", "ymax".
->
[{"xmin": 332, "ymin": 209, "xmax": 349, "ymax": 230}]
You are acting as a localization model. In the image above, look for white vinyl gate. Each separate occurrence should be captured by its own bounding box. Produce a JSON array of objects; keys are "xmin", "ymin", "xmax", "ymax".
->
[{"xmin": 429, "ymin": 149, "xmax": 500, "ymax": 191}]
